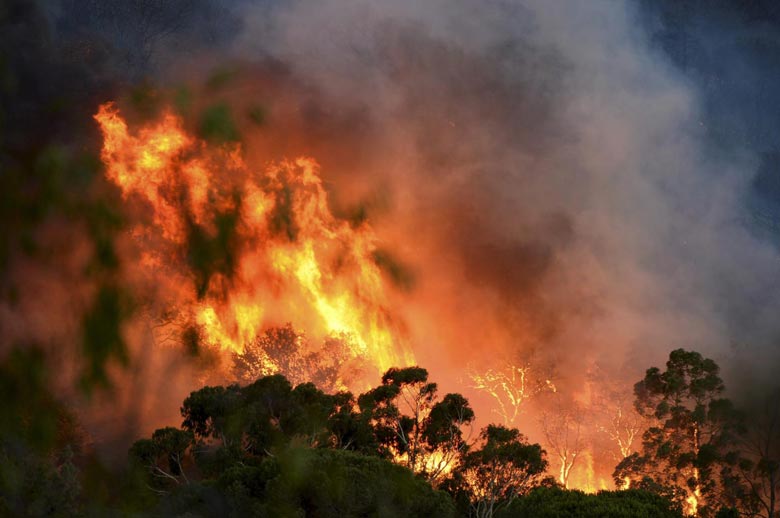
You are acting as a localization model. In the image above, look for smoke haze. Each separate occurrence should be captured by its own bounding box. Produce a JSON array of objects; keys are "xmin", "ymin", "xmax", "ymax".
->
[
  {"xmin": 5, "ymin": 0, "xmax": 780, "ymax": 480},
  {"xmin": 229, "ymin": 0, "xmax": 780, "ymax": 384}
]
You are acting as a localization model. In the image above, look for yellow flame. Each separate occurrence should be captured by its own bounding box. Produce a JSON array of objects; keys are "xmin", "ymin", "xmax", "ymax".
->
[
  {"xmin": 685, "ymin": 492, "xmax": 699, "ymax": 516},
  {"xmin": 95, "ymin": 103, "xmax": 414, "ymax": 386}
]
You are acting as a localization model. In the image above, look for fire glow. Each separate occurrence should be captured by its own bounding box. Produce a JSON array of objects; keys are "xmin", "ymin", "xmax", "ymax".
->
[
  {"xmin": 93, "ymin": 102, "xmax": 632, "ymax": 493},
  {"xmin": 94, "ymin": 103, "xmax": 414, "ymax": 387}
]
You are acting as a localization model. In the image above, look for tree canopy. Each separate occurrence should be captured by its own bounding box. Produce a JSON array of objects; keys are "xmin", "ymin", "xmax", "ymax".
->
[{"xmin": 614, "ymin": 349, "xmax": 747, "ymax": 517}]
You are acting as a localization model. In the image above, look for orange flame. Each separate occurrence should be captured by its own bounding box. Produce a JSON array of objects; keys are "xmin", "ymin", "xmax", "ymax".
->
[{"xmin": 94, "ymin": 103, "xmax": 414, "ymax": 385}]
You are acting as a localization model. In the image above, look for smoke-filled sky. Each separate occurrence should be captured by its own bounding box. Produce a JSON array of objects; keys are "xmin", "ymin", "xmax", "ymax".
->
[
  {"xmin": 4, "ymin": 0, "xmax": 780, "ymax": 472},
  {"xmin": 220, "ymin": 0, "xmax": 780, "ymax": 383}
]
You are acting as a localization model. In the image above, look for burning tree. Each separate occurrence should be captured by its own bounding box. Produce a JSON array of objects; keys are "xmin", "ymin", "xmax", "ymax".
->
[
  {"xmin": 93, "ymin": 103, "xmax": 415, "ymax": 390},
  {"xmin": 613, "ymin": 349, "xmax": 744, "ymax": 517},
  {"xmin": 358, "ymin": 366, "xmax": 475, "ymax": 484},
  {"xmin": 444, "ymin": 424, "xmax": 549, "ymax": 518},
  {"xmin": 540, "ymin": 395, "xmax": 586, "ymax": 489},
  {"xmin": 468, "ymin": 356, "xmax": 556, "ymax": 426},
  {"xmin": 588, "ymin": 366, "xmax": 648, "ymax": 462},
  {"xmin": 232, "ymin": 323, "xmax": 355, "ymax": 392},
  {"xmin": 599, "ymin": 392, "xmax": 645, "ymax": 461}
]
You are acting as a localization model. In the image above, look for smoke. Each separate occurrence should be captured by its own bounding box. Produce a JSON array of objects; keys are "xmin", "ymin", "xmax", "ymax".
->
[
  {"xmin": 222, "ymin": 2, "xmax": 780, "ymax": 484},
  {"xmin": 227, "ymin": 0, "xmax": 780, "ymax": 389},
  {"xmin": 6, "ymin": 0, "xmax": 780, "ymax": 474}
]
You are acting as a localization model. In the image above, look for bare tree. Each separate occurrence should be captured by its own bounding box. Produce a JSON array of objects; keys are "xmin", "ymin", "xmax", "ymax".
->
[
  {"xmin": 469, "ymin": 356, "xmax": 556, "ymax": 426},
  {"xmin": 540, "ymin": 396, "xmax": 585, "ymax": 488},
  {"xmin": 588, "ymin": 367, "xmax": 647, "ymax": 462}
]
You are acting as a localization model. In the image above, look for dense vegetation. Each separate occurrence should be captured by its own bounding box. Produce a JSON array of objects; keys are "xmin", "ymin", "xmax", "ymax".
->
[
  {"xmin": 4, "ymin": 345, "xmax": 777, "ymax": 517},
  {"xmin": 118, "ymin": 349, "xmax": 777, "ymax": 518}
]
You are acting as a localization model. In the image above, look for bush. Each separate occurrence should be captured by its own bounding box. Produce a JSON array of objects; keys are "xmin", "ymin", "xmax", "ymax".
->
[{"xmin": 496, "ymin": 487, "xmax": 683, "ymax": 518}]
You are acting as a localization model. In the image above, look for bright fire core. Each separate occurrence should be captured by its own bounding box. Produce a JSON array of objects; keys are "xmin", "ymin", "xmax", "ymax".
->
[{"xmin": 94, "ymin": 103, "xmax": 414, "ymax": 386}]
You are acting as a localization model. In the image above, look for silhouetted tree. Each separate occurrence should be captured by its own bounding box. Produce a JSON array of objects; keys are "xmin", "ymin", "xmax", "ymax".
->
[
  {"xmin": 733, "ymin": 389, "xmax": 780, "ymax": 518},
  {"xmin": 614, "ymin": 349, "xmax": 745, "ymax": 517},
  {"xmin": 540, "ymin": 395, "xmax": 585, "ymax": 488},
  {"xmin": 360, "ymin": 366, "xmax": 475, "ymax": 483},
  {"xmin": 180, "ymin": 384, "xmax": 244, "ymax": 449},
  {"xmin": 233, "ymin": 324, "xmax": 347, "ymax": 392},
  {"xmin": 445, "ymin": 424, "xmax": 548, "ymax": 518},
  {"xmin": 130, "ymin": 427, "xmax": 194, "ymax": 492}
]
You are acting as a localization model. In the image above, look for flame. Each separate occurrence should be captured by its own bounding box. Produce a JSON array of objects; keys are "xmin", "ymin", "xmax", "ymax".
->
[
  {"xmin": 94, "ymin": 103, "xmax": 413, "ymax": 385},
  {"xmin": 94, "ymin": 102, "xmax": 644, "ymax": 490},
  {"xmin": 685, "ymin": 491, "xmax": 699, "ymax": 516},
  {"xmin": 573, "ymin": 450, "xmax": 597, "ymax": 493},
  {"xmin": 684, "ymin": 466, "xmax": 701, "ymax": 516}
]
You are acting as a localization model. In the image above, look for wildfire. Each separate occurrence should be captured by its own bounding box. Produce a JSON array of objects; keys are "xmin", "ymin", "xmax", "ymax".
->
[
  {"xmin": 684, "ymin": 468, "xmax": 701, "ymax": 516},
  {"xmin": 93, "ymin": 103, "xmax": 638, "ymax": 493},
  {"xmin": 94, "ymin": 103, "xmax": 414, "ymax": 386},
  {"xmin": 685, "ymin": 491, "xmax": 700, "ymax": 516}
]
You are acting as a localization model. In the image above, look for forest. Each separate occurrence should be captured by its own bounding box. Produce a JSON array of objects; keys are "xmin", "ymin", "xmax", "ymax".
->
[
  {"xmin": 3, "ymin": 339, "xmax": 778, "ymax": 517},
  {"xmin": 2, "ymin": 1, "xmax": 780, "ymax": 517}
]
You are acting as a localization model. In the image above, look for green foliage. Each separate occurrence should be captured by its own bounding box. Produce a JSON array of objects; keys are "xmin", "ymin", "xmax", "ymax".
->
[
  {"xmin": 496, "ymin": 487, "xmax": 683, "ymax": 518},
  {"xmin": 0, "ymin": 447, "xmax": 83, "ymax": 518},
  {"xmin": 133, "ymin": 367, "xmax": 474, "ymax": 516},
  {"xmin": 151, "ymin": 448, "xmax": 456, "ymax": 517},
  {"xmin": 0, "ymin": 348, "xmax": 62, "ymax": 451},
  {"xmin": 79, "ymin": 284, "xmax": 133, "ymax": 392},
  {"xmin": 382, "ymin": 365, "xmax": 431, "ymax": 387},
  {"xmin": 0, "ymin": 348, "xmax": 87, "ymax": 516},
  {"xmin": 614, "ymin": 349, "xmax": 747, "ymax": 517},
  {"xmin": 326, "ymin": 391, "xmax": 377, "ymax": 453},
  {"xmin": 445, "ymin": 424, "xmax": 548, "ymax": 518},
  {"xmin": 199, "ymin": 103, "xmax": 240, "ymax": 143},
  {"xmin": 139, "ymin": 368, "xmax": 482, "ymax": 514},
  {"xmin": 129, "ymin": 427, "xmax": 194, "ymax": 492},
  {"xmin": 261, "ymin": 448, "xmax": 456, "ymax": 517},
  {"xmin": 365, "ymin": 367, "xmax": 475, "ymax": 482},
  {"xmin": 181, "ymin": 384, "xmax": 244, "ymax": 446},
  {"xmin": 425, "ymin": 393, "xmax": 475, "ymax": 448},
  {"xmin": 186, "ymin": 200, "xmax": 242, "ymax": 299}
]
